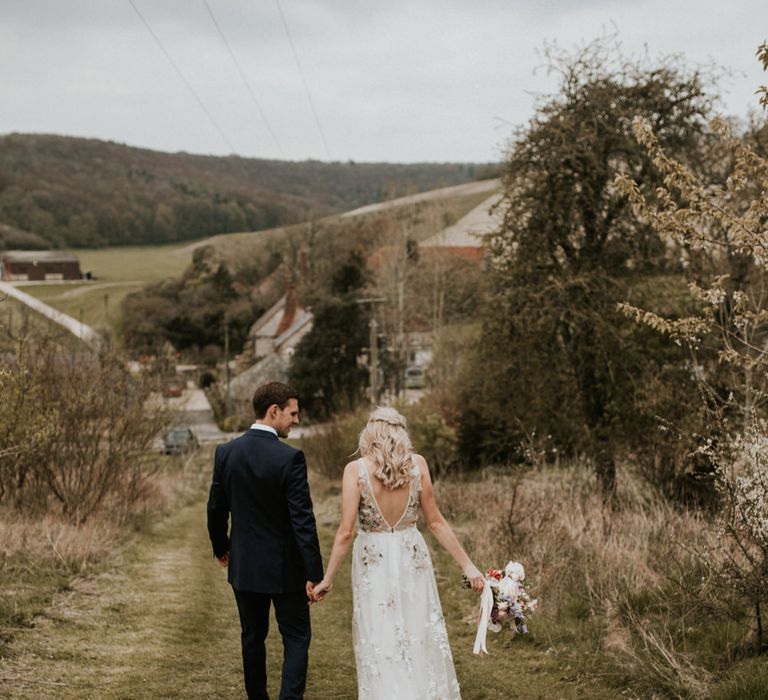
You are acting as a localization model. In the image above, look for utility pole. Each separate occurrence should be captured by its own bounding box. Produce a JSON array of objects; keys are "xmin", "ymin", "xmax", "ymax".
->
[
  {"xmin": 369, "ymin": 317, "xmax": 378, "ymax": 404},
  {"xmin": 356, "ymin": 297, "xmax": 386, "ymax": 405}
]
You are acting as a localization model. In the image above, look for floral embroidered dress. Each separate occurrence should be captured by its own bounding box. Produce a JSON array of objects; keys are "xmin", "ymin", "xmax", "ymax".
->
[{"xmin": 352, "ymin": 457, "xmax": 461, "ymax": 699}]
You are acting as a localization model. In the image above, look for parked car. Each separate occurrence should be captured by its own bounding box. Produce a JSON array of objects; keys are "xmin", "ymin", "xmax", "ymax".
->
[
  {"xmin": 161, "ymin": 377, "xmax": 185, "ymax": 398},
  {"xmin": 404, "ymin": 365, "xmax": 426, "ymax": 389},
  {"xmin": 162, "ymin": 427, "xmax": 199, "ymax": 455}
]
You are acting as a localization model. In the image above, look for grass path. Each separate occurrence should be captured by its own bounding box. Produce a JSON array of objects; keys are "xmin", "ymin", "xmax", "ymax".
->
[{"xmin": 0, "ymin": 488, "xmax": 617, "ymax": 699}]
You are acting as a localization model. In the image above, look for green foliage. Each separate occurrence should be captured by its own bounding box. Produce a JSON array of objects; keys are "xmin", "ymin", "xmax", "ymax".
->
[
  {"xmin": 299, "ymin": 410, "xmax": 368, "ymax": 479},
  {"xmin": 401, "ymin": 402, "xmax": 458, "ymax": 478},
  {"xmin": 0, "ymin": 133, "xmax": 491, "ymax": 249},
  {"xmin": 460, "ymin": 39, "xmax": 713, "ymax": 496},
  {"xmin": 710, "ymin": 659, "xmax": 768, "ymax": 700},
  {"xmin": 289, "ymin": 299, "xmax": 370, "ymax": 418},
  {"xmin": 121, "ymin": 245, "xmax": 261, "ymax": 356},
  {"xmin": 289, "ymin": 250, "xmax": 372, "ymax": 418},
  {"xmin": 0, "ymin": 222, "xmax": 48, "ymax": 250}
]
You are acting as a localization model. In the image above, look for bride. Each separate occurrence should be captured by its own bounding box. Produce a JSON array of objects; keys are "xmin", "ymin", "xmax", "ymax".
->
[{"xmin": 310, "ymin": 407, "xmax": 485, "ymax": 699}]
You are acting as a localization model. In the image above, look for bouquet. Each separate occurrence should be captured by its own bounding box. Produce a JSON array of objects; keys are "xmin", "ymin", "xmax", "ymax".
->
[{"xmin": 464, "ymin": 560, "xmax": 538, "ymax": 655}]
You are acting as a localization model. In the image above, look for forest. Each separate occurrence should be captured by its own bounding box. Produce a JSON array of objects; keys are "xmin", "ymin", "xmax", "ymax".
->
[{"xmin": 0, "ymin": 133, "xmax": 495, "ymax": 248}]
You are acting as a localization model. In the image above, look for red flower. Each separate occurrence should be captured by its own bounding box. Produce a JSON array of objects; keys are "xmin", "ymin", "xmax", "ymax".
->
[{"xmin": 487, "ymin": 569, "xmax": 503, "ymax": 580}]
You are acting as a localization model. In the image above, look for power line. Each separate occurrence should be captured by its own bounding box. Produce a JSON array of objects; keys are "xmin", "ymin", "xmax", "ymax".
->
[
  {"xmin": 127, "ymin": 0, "xmax": 236, "ymax": 153},
  {"xmin": 202, "ymin": 0, "xmax": 284, "ymax": 157},
  {"xmin": 273, "ymin": 0, "xmax": 331, "ymax": 160}
]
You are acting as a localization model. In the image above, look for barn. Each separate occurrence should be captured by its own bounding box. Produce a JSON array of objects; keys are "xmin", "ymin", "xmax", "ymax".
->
[{"xmin": 0, "ymin": 250, "xmax": 82, "ymax": 281}]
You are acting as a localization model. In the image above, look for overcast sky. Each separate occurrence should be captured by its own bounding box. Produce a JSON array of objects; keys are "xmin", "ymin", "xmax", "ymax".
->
[{"xmin": 1, "ymin": 1, "xmax": 765, "ymax": 163}]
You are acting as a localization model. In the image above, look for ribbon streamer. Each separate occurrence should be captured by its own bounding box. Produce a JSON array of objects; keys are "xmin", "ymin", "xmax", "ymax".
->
[{"xmin": 473, "ymin": 579, "xmax": 495, "ymax": 655}]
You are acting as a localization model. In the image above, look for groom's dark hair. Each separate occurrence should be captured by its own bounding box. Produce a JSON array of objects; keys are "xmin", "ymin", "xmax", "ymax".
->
[{"xmin": 252, "ymin": 381, "xmax": 299, "ymax": 418}]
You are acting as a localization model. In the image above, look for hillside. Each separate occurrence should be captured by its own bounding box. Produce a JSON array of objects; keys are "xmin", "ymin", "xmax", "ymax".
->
[{"xmin": 0, "ymin": 133, "xmax": 498, "ymax": 249}]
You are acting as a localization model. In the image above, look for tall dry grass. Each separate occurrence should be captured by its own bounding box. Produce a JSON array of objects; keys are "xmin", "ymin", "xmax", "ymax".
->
[
  {"xmin": 0, "ymin": 508, "xmax": 122, "ymax": 643},
  {"xmin": 0, "ymin": 449, "xmax": 210, "ymax": 649},
  {"xmin": 435, "ymin": 462, "xmax": 747, "ymax": 698}
]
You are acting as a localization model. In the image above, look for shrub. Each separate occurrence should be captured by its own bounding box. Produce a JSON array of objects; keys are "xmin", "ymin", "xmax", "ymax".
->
[
  {"xmin": 401, "ymin": 402, "xmax": 458, "ymax": 478},
  {"xmin": 299, "ymin": 411, "xmax": 368, "ymax": 480},
  {"xmin": 0, "ymin": 334, "xmax": 170, "ymax": 523}
]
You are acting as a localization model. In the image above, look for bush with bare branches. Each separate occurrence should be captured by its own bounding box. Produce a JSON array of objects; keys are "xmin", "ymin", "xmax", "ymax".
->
[{"xmin": 0, "ymin": 333, "xmax": 169, "ymax": 523}]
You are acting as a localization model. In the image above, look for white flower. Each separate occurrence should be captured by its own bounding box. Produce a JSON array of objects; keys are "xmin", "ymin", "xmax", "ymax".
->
[
  {"xmin": 497, "ymin": 601, "xmax": 509, "ymax": 611},
  {"xmin": 498, "ymin": 576, "xmax": 520, "ymax": 600},
  {"xmin": 505, "ymin": 561, "xmax": 525, "ymax": 581}
]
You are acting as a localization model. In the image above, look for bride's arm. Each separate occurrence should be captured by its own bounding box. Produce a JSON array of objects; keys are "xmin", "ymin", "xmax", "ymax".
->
[
  {"xmin": 311, "ymin": 461, "xmax": 359, "ymax": 600},
  {"xmin": 417, "ymin": 454, "xmax": 485, "ymax": 592}
]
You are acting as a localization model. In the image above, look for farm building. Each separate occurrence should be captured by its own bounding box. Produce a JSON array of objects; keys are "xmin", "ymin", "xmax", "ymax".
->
[
  {"xmin": 247, "ymin": 285, "xmax": 313, "ymax": 362},
  {"xmin": 0, "ymin": 250, "xmax": 82, "ymax": 281},
  {"xmin": 229, "ymin": 285, "xmax": 313, "ymax": 416}
]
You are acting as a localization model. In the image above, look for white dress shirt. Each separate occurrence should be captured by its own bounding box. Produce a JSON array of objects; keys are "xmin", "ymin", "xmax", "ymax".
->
[{"xmin": 250, "ymin": 422, "xmax": 277, "ymax": 436}]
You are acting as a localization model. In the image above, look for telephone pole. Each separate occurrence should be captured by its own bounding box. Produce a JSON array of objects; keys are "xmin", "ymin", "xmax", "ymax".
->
[
  {"xmin": 356, "ymin": 297, "xmax": 386, "ymax": 405},
  {"xmin": 369, "ymin": 317, "xmax": 378, "ymax": 403}
]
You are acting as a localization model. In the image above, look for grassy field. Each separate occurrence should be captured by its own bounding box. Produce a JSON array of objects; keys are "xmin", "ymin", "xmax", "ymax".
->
[
  {"xmin": 0, "ymin": 447, "xmax": 620, "ymax": 700},
  {"xmin": 14, "ymin": 243, "xmax": 193, "ymax": 337},
  {"xmin": 71, "ymin": 244, "xmax": 193, "ymax": 283},
  {"xmin": 3, "ymin": 444, "xmax": 767, "ymax": 698}
]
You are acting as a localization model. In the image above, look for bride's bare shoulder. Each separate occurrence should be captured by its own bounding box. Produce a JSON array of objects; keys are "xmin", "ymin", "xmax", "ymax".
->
[{"xmin": 342, "ymin": 460, "xmax": 362, "ymax": 477}]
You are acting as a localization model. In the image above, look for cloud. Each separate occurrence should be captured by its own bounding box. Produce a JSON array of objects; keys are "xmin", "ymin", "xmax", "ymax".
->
[{"xmin": 1, "ymin": 0, "xmax": 765, "ymax": 162}]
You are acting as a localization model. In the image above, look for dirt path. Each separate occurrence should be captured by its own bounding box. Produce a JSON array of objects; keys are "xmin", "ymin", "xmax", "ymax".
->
[
  {"xmin": 0, "ymin": 492, "xmax": 356, "ymax": 699},
  {"xmin": 0, "ymin": 487, "xmax": 616, "ymax": 699}
]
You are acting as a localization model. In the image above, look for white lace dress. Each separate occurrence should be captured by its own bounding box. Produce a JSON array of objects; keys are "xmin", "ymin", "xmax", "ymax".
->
[{"xmin": 352, "ymin": 458, "xmax": 461, "ymax": 699}]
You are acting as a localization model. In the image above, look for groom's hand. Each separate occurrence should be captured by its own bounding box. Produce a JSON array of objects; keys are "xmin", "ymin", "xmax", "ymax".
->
[
  {"xmin": 216, "ymin": 552, "xmax": 230, "ymax": 568},
  {"xmin": 309, "ymin": 579, "xmax": 332, "ymax": 602}
]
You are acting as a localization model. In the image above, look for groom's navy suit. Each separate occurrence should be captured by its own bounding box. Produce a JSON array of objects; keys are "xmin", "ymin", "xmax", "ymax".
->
[{"xmin": 207, "ymin": 427, "xmax": 323, "ymax": 700}]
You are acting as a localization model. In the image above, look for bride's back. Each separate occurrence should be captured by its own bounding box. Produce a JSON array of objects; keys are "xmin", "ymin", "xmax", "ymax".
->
[{"xmin": 364, "ymin": 458, "xmax": 414, "ymax": 527}]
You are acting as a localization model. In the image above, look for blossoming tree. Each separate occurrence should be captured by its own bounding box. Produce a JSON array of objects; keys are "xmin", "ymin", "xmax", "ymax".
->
[{"xmin": 616, "ymin": 42, "xmax": 768, "ymax": 654}]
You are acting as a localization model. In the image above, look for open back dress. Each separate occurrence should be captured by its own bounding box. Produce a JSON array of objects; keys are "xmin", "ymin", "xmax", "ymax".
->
[{"xmin": 351, "ymin": 456, "xmax": 461, "ymax": 699}]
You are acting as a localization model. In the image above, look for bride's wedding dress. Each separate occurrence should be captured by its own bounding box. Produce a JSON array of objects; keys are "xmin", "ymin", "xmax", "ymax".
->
[{"xmin": 352, "ymin": 457, "xmax": 461, "ymax": 699}]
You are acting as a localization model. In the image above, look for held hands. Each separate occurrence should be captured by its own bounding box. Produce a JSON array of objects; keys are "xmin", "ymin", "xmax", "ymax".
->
[
  {"xmin": 463, "ymin": 562, "xmax": 485, "ymax": 592},
  {"xmin": 307, "ymin": 578, "xmax": 332, "ymax": 603}
]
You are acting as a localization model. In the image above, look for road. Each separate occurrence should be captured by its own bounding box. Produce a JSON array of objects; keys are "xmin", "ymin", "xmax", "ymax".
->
[
  {"xmin": 0, "ymin": 281, "xmax": 103, "ymax": 349},
  {"xmin": 158, "ymin": 385, "xmax": 237, "ymax": 445}
]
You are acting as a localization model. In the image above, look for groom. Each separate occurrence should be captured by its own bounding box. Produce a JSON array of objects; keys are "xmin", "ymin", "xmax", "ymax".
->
[{"xmin": 207, "ymin": 381, "xmax": 324, "ymax": 700}]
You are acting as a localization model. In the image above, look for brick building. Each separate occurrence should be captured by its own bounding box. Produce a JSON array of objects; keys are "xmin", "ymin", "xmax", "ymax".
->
[{"xmin": 0, "ymin": 250, "xmax": 82, "ymax": 281}]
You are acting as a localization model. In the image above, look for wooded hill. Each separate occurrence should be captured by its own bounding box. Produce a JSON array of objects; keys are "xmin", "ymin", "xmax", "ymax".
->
[{"xmin": 0, "ymin": 133, "xmax": 497, "ymax": 249}]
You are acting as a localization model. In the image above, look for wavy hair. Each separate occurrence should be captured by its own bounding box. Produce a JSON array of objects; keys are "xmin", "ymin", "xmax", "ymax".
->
[{"xmin": 358, "ymin": 407, "xmax": 413, "ymax": 489}]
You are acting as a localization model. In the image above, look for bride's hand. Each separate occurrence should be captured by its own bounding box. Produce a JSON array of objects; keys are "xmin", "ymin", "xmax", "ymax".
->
[
  {"xmin": 312, "ymin": 579, "xmax": 333, "ymax": 601},
  {"xmin": 463, "ymin": 563, "xmax": 485, "ymax": 592}
]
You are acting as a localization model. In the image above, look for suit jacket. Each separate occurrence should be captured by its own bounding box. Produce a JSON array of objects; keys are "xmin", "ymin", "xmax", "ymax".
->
[{"xmin": 206, "ymin": 429, "xmax": 324, "ymax": 593}]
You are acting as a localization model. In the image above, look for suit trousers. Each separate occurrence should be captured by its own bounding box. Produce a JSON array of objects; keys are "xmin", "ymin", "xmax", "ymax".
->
[{"xmin": 233, "ymin": 588, "xmax": 311, "ymax": 700}]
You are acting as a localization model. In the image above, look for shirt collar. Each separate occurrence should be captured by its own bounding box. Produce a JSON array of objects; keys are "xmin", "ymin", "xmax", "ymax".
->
[{"xmin": 250, "ymin": 422, "xmax": 278, "ymax": 437}]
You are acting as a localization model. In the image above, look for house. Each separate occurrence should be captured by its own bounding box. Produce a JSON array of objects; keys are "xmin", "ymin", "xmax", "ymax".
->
[
  {"xmin": 0, "ymin": 250, "xmax": 82, "ymax": 281},
  {"xmin": 247, "ymin": 285, "xmax": 313, "ymax": 362},
  {"xmin": 229, "ymin": 286, "xmax": 313, "ymax": 411}
]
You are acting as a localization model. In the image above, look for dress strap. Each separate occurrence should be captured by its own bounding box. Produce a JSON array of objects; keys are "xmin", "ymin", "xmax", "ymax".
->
[{"xmin": 411, "ymin": 454, "xmax": 422, "ymax": 492}]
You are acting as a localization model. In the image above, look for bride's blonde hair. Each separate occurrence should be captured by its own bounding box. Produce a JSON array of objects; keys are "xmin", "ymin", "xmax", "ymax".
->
[{"xmin": 358, "ymin": 407, "xmax": 413, "ymax": 489}]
